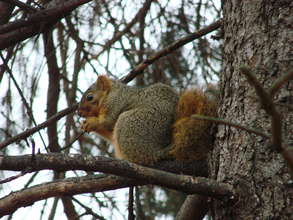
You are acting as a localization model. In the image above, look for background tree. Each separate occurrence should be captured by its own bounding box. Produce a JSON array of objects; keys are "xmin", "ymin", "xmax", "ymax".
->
[{"xmin": 0, "ymin": 0, "xmax": 292, "ymax": 219}]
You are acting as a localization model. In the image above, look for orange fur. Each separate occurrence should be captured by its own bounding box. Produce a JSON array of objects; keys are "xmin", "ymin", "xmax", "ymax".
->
[
  {"xmin": 79, "ymin": 75, "xmax": 114, "ymax": 141},
  {"xmin": 171, "ymin": 89, "xmax": 217, "ymax": 160},
  {"xmin": 96, "ymin": 75, "xmax": 112, "ymax": 92},
  {"xmin": 79, "ymin": 76, "xmax": 217, "ymax": 163},
  {"xmin": 94, "ymin": 104, "xmax": 113, "ymax": 141}
]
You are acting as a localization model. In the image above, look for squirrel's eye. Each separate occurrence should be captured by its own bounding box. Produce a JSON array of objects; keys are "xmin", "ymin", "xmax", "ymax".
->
[{"xmin": 86, "ymin": 94, "xmax": 94, "ymax": 101}]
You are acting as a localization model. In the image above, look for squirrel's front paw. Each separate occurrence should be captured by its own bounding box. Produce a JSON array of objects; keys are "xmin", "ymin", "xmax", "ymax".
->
[
  {"xmin": 81, "ymin": 120, "xmax": 90, "ymax": 132},
  {"xmin": 81, "ymin": 118, "xmax": 95, "ymax": 133}
]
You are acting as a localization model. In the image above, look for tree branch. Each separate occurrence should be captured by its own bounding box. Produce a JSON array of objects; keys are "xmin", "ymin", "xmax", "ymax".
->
[
  {"xmin": 0, "ymin": 153, "xmax": 234, "ymax": 200},
  {"xmin": 176, "ymin": 194, "xmax": 208, "ymax": 220},
  {"xmin": 0, "ymin": 104, "xmax": 78, "ymax": 149},
  {"xmin": 94, "ymin": 0, "xmax": 154, "ymax": 59},
  {"xmin": 0, "ymin": 169, "xmax": 30, "ymax": 184},
  {"xmin": 240, "ymin": 66, "xmax": 293, "ymax": 172},
  {"xmin": 0, "ymin": 0, "xmax": 92, "ymax": 49},
  {"xmin": 269, "ymin": 69, "xmax": 293, "ymax": 97},
  {"xmin": 0, "ymin": 52, "xmax": 47, "ymax": 148},
  {"xmin": 43, "ymin": 28, "xmax": 61, "ymax": 152},
  {"xmin": 0, "ymin": 174, "xmax": 134, "ymax": 217},
  {"xmin": 0, "ymin": 153, "xmax": 207, "ymax": 176},
  {"xmin": 0, "ymin": 151, "xmax": 229, "ymax": 216},
  {"xmin": 121, "ymin": 19, "xmax": 222, "ymax": 83},
  {"xmin": 239, "ymin": 66, "xmax": 282, "ymax": 151},
  {"xmin": 191, "ymin": 114, "xmax": 270, "ymax": 138}
]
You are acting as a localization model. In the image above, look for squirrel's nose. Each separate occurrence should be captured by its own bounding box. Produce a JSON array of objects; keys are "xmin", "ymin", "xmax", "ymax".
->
[{"xmin": 77, "ymin": 106, "xmax": 90, "ymax": 118}]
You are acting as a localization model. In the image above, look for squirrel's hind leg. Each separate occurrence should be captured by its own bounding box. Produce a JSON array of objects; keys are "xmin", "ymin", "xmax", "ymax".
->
[{"xmin": 113, "ymin": 108, "xmax": 173, "ymax": 165}]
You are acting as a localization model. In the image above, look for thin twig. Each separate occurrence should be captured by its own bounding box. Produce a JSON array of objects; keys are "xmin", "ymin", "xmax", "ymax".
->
[
  {"xmin": 121, "ymin": 19, "xmax": 222, "ymax": 83},
  {"xmin": 60, "ymin": 132, "xmax": 85, "ymax": 151},
  {"xmin": 191, "ymin": 114, "xmax": 270, "ymax": 139},
  {"xmin": 240, "ymin": 66, "xmax": 283, "ymax": 152},
  {"xmin": 93, "ymin": 0, "xmax": 154, "ymax": 60},
  {"xmin": 0, "ymin": 52, "xmax": 47, "ymax": 150},
  {"xmin": 31, "ymin": 139, "xmax": 36, "ymax": 161},
  {"xmin": 269, "ymin": 70, "xmax": 293, "ymax": 97},
  {"xmin": 0, "ymin": 169, "xmax": 31, "ymax": 184},
  {"xmin": 72, "ymin": 197, "xmax": 106, "ymax": 220},
  {"xmin": 0, "ymin": 104, "xmax": 78, "ymax": 149},
  {"xmin": 239, "ymin": 66, "xmax": 272, "ymax": 110}
]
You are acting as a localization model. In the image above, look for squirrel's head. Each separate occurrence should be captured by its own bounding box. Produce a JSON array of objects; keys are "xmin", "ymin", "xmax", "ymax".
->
[{"xmin": 78, "ymin": 75, "xmax": 112, "ymax": 117}]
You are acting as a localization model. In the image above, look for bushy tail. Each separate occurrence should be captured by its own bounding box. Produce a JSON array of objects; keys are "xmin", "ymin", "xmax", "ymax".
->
[{"xmin": 170, "ymin": 89, "xmax": 217, "ymax": 160}]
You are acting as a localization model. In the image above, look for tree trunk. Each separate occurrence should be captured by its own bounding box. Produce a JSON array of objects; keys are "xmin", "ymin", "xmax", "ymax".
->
[{"xmin": 210, "ymin": 1, "xmax": 293, "ymax": 219}]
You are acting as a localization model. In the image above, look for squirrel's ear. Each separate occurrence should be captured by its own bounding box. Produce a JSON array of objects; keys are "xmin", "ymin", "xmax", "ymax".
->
[{"xmin": 96, "ymin": 75, "xmax": 112, "ymax": 92}]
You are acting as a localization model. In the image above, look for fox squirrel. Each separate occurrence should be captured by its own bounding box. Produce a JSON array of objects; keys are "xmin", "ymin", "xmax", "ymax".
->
[{"xmin": 78, "ymin": 75, "xmax": 217, "ymax": 165}]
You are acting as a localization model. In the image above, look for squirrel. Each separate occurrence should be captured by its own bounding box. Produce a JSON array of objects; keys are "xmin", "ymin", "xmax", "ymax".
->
[{"xmin": 78, "ymin": 75, "xmax": 217, "ymax": 165}]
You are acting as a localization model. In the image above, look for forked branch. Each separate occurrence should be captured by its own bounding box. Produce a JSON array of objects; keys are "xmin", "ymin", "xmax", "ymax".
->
[{"xmin": 240, "ymin": 66, "xmax": 293, "ymax": 171}]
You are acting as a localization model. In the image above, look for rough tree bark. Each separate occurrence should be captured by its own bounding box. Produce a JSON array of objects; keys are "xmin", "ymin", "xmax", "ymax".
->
[{"xmin": 210, "ymin": 1, "xmax": 292, "ymax": 219}]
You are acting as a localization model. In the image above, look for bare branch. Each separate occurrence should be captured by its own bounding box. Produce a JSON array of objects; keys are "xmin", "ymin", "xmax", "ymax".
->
[
  {"xmin": 43, "ymin": 29, "xmax": 61, "ymax": 152},
  {"xmin": 121, "ymin": 19, "xmax": 222, "ymax": 83},
  {"xmin": 176, "ymin": 194, "xmax": 208, "ymax": 220},
  {"xmin": 61, "ymin": 196, "xmax": 79, "ymax": 220},
  {"xmin": 0, "ymin": 167, "xmax": 233, "ymax": 217},
  {"xmin": 72, "ymin": 197, "xmax": 106, "ymax": 220},
  {"xmin": 0, "ymin": 52, "xmax": 47, "ymax": 149},
  {"xmin": 0, "ymin": 153, "xmax": 207, "ymax": 176},
  {"xmin": 239, "ymin": 66, "xmax": 282, "ymax": 151},
  {"xmin": 0, "ymin": 104, "xmax": 78, "ymax": 149},
  {"xmin": 0, "ymin": 174, "xmax": 133, "ymax": 217},
  {"xmin": 240, "ymin": 66, "xmax": 293, "ymax": 172},
  {"xmin": 0, "ymin": 153, "xmax": 234, "ymax": 200},
  {"xmin": 0, "ymin": 0, "xmax": 93, "ymax": 49},
  {"xmin": 94, "ymin": 0, "xmax": 154, "ymax": 59},
  {"xmin": 269, "ymin": 70, "xmax": 293, "ymax": 97},
  {"xmin": 0, "ymin": 169, "xmax": 31, "ymax": 184},
  {"xmin": 191, "ymin": 114, "xmax": 270, "ymax": 138}
]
